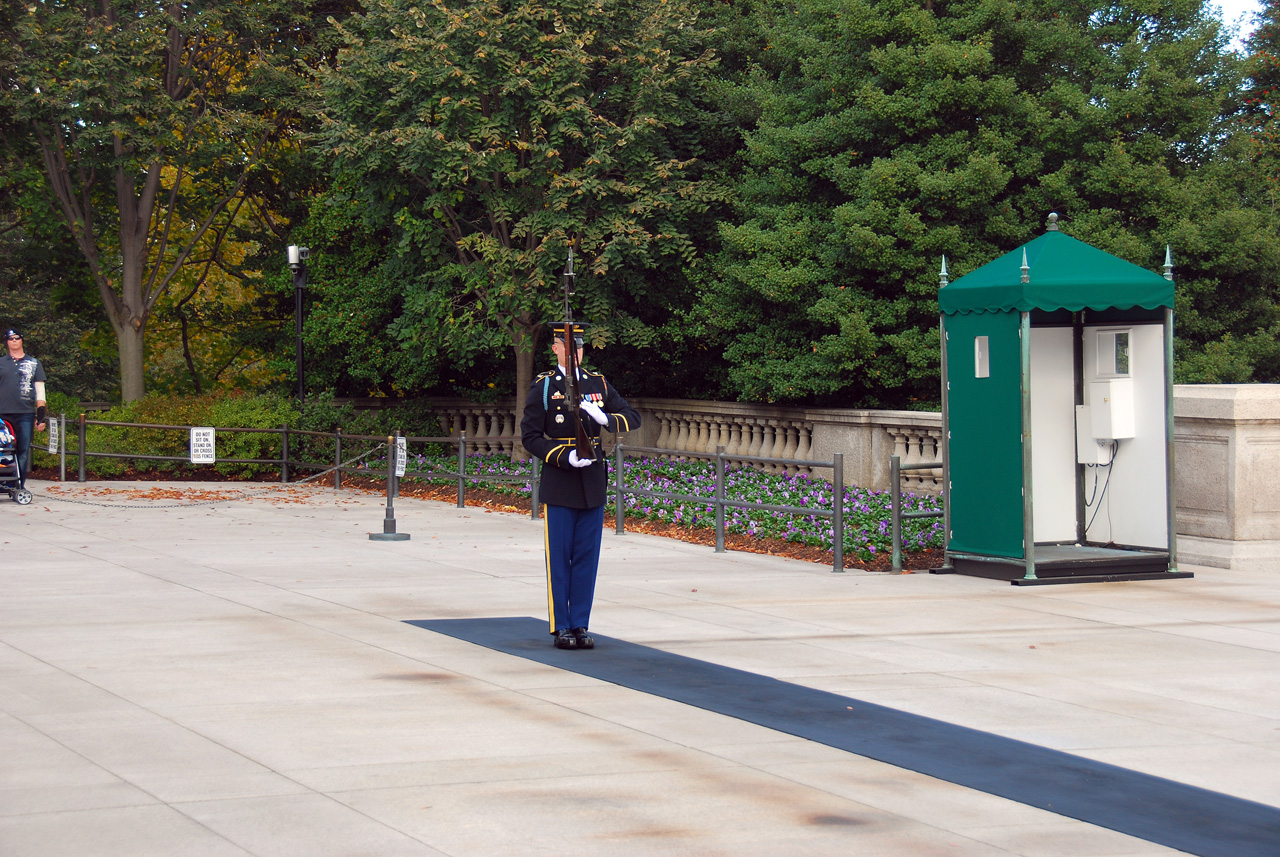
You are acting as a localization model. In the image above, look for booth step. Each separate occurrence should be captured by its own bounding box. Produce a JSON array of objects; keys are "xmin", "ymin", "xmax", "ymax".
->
[{"xmin": 1010, "ymin": 570, "xmax": 1195, "ymax": 586}]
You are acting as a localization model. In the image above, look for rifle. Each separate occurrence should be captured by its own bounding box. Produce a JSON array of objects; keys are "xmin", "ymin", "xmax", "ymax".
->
[{"xmin": 561, "ymin": 248, "xmax": 595, "ymax": 462}]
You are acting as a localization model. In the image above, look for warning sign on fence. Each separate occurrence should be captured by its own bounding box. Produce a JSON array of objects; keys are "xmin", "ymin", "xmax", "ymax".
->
[
  {"xmin": 395, "ymin": 436, "xmax": 407, "ymax": 477},
  {"xmin": 190, "ymin": 427, "xmax": 216, "ymax": 464},
  {"xmin": 47, "ymin": 418, "xmax": 59, "ymax": 455}
]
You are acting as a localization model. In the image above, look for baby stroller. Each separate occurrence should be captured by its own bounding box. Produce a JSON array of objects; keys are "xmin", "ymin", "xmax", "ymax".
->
[{"xmin": 0, "ymin": 418, "xmax": 33, "ymax": 505}]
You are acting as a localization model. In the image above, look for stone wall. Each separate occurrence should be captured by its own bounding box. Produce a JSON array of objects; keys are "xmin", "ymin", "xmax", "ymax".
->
[
  {"xmin": 1173, "ymin": 385, "xmax": 1280, "ymax": 570},
  {"xmin": 429, "ymin": 396, "xmax": 945, "ymax": 493}
]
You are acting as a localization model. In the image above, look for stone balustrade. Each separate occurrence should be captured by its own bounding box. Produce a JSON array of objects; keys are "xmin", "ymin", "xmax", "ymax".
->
[
  {"xmin": 433, "ymin": 400, "xmax": 519, "ymax": 456},
  {"xmin": 644, "ymin": 408, "xmax": 813, "ymax": 474},
  {"xmin": 627, "ymin": 398, "xmax": 943, "ymax": 493},
  {"xmin": 422, "ymin": 396, "xmax": 944, "ymax": 493}
]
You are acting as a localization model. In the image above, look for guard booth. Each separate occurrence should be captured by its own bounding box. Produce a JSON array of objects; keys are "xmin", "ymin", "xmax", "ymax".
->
[{"xmin": 938, "ymin": 215, "xmax": 1192, "ymax": 584}]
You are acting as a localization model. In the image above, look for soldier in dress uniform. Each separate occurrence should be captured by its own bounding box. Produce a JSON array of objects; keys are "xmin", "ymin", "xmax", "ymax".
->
[{"xmin": 521, "ymin": 322, "xmax": 641, "ymax": 650}]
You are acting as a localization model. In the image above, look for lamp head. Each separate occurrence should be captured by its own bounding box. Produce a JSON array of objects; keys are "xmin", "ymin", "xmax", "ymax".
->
[{"xmin": 287, "ymin": 245, "xmax": 310, "ymax": 270}]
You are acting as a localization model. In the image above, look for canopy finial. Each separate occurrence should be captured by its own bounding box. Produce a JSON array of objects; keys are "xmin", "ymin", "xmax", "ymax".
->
[
  {"xmin": 939, "ymin": 254, "xmax": 950, "ymax": 288},
  {"xmin": 1020, "ymin": 248, "xmax": 1030, "ymax": 284},
  {"xmin": 1047, "ymin": 212, "xmax": 1059, "ymax": 232},
  {"xmin": 1162, "ymin": 245, "xmax": 1174, "ymax": 282}
]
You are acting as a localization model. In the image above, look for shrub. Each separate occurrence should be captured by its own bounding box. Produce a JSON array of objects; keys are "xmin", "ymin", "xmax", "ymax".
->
[
  {"xmin": 87, "ymin": 397, "xmax": 216, "ymax": 476},
  {"xmin": 36, "ymin": 393, "xmax": 297, "ymax": 478},
  {"xmin": 28, "ymin": 391, "xmax": 80, "ymax": 471},
  {"xmin": 206, "ymin": 394, "xmax": 302, "ymax": 478},
  {"xmin": 293, "ymin": 398, "xmax": 449, "ymax": 473}
]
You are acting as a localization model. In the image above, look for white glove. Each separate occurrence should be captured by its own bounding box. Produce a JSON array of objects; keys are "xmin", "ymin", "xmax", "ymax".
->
[
  {"xmin": 579, "ymin": 398, "xmax": 608, "ymax": 426},
  {"xmin": 568, "ymin": 450, "xmax": 594, "ymax": 468}
]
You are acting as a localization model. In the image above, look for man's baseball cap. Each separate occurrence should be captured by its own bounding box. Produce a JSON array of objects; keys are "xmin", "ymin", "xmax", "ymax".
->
[{"xmin": 4, "ymin": 329, "xmax": 21, "ymax": 340}]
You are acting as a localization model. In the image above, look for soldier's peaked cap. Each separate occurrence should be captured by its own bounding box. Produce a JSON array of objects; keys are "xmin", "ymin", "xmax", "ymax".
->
[{"xmin": 550, "ymin": 321, "xmax": 586, "ymax": 345}]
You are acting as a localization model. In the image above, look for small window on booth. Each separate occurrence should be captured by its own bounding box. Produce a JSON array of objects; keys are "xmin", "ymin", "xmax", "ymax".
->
[
  {"xmin": 974, "ymin": 336, "xmax": 989, "ymax": 378},
  {"xmin": 1097, "ymin": 329, "xmax": 1131, "ymax": 378}
]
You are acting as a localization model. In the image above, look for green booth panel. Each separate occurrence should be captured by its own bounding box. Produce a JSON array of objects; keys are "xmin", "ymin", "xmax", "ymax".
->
[{"xmin": 945, "ymin": 311, "xmax": 1025, "ymax": 559}]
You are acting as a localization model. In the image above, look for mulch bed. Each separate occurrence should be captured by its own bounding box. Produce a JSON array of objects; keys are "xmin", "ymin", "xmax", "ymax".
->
[
  {"xmin": 31, "ymin": 466, "xmax": 942, "ymax": 573},
  {"xmin": 30, "ymin": 465, "xmax": 282, "ymax": 483}
]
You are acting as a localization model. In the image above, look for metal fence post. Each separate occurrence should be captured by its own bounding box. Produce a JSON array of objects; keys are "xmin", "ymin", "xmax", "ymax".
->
[
  {"xmin": 59, "ymin": 414, "xmax": 66, "ymax": 483},
  {"xmin": 334, "ymin": 428, "xmax": 343, "ymax": 489},
  {"xmin": 714, "ymin": 445, "xmax": 726, "ymax": 552},
  {"xmin": 77, "ymin": 413, "xmax": 86, "ymax": 483},
  {"xmin": 280, "ymin": 424, "xmax": 290, "ymax": 483},
  {"xmin": 891, "ymin": 454, "xmax": 902, "ymax": 573},
  {"xmin": 456, "ymin": 433, "xmax": 467, "ymax": 509},
  {"xmin": 833, "ymin": 452, "xmax": 844, "ymax": 572},
  {"xmin": 531, "ymin": 456, "xmax": 541, "ymax": 520},
  {"xmin": 614, "ymin": 442, "xmax": 625, "ymax": 534}
]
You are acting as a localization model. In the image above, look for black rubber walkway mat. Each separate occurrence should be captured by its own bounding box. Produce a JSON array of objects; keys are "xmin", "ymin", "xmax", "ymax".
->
[{"xmin": 408, "ymin": 616, "xmax": 1280, "ymax": 857}]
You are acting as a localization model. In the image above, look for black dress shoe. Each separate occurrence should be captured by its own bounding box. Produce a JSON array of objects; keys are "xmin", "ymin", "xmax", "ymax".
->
[
  {"xmin": 554, "ymin": 629, "xmax": 578, "ymax": 650},
  {"xmin": 571, "ymin": 628, "xmax": 594, "ymax": 649}
]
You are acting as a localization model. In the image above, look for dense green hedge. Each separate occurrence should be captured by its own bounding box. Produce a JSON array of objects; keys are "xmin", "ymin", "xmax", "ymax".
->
[{"xmin": 31, "ymin": 393, "xmax": 445, "ymax": 479}]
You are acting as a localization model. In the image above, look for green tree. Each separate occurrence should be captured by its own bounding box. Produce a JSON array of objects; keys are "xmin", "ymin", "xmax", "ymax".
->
[
  {"xmin": 702, "ymin": 0, "xmax": 1272, "ymax": 405},
  {"xmin": 288, "ymin": 187, "xmax": 452, "ymax": 398},
  {"xmin": 1244, "ymin": 0, "xmax": 1280, "ymax": 198},
  {"xmin": 0, "ymin": 63, "xmax": 118, "ymax": 402},
  {"xmin": 316, "ymin": 0, "xmax": 724, "ymax": 432},
  {"xmin": 0, "ymin": 178, "xmax": 120, "ymax": 403},
  {"xmin": 4, "ymin": 1, "xmax": 350, "ymax": 402}
]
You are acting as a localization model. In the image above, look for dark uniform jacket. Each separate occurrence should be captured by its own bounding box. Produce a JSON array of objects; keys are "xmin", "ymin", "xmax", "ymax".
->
[{"xmin": 521, "ymin": 366, "xmax": 641, "ymax": 509}]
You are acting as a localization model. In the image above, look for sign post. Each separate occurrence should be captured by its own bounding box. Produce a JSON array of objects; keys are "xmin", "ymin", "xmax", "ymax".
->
[{"xmin": 370, "ymin": 433, "xmax": 410, "ymax": 541}]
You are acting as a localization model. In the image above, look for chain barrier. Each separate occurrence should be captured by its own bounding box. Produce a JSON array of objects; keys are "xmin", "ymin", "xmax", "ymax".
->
[{"xmin": 30, "ymin": 444, "xmax": 388, "ymax": 510}]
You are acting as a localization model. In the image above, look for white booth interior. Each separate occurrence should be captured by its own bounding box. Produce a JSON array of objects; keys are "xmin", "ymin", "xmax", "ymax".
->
[{"xmin": 1029, "ymin": 322, "xmax": 1168, "ymax": 549}]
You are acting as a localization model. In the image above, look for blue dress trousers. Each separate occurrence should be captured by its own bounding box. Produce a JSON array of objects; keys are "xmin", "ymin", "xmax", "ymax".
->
[{"xmin": 521, "ymin": 366, "xmax": 640, "ymax": 634}]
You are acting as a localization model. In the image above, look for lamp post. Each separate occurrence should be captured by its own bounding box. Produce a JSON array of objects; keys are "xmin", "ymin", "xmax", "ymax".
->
[{"xmin": 287, "ymin": 245, "xmax": 309, "ymax": 399}]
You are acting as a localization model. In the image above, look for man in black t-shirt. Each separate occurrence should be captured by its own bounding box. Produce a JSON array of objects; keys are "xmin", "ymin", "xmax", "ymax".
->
[{"xmin": 0, "ymin": 329, "xmax": 48, "ymax": 488}]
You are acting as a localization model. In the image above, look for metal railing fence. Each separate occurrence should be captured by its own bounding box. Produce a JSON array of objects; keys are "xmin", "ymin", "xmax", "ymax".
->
[
  {"xmin": 32, "ymin": 415, "xmax": 541, "ymax": 516},
  {"xmin": 889, "ymin": 454, "xmax": 946, "ymax": 572},
  {"xmin": 395, "ymin": 432, "xmax": 536, "ymax": 515},
  {"xmin": 30, "ymin": 417, "xmax": 943, "ymax": 574},
  {"xmin": 612, "ymin": 442, "xmax": 846, "ymax": 573}
]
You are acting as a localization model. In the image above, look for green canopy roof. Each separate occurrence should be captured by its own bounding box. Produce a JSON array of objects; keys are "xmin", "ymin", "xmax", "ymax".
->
[{"xmin": 939, "ymin": 230, "xmax": 1173, "ymax": 315}]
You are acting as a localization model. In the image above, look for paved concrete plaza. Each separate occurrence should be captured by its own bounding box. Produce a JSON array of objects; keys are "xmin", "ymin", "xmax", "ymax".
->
[{"xmin": 2, "ymin": 479, "xmax": 1278, "ymax": 856}]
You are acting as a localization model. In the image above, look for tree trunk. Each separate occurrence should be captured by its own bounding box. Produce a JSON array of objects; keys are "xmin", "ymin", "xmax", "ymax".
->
[
  {"xmin": 510, "ymin": 318, "xmax": 540, "ymax": 462},
  {"xmin": 114, "ymin": 318, "xmax": 147, "ymax": 403},
  {"xmin": 112, "ymin": 171, "xmax": 154, "ymax": 403}
]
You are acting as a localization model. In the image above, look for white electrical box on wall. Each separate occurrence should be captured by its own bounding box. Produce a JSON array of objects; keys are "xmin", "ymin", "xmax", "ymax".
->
[
  {"xmin": 1089, "ymin": 377, "xmax": 1135, "ymax": 439},
  {"xmin": 1075, "ymin": 406, "xmax": 1111, "ymax": 464}
]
